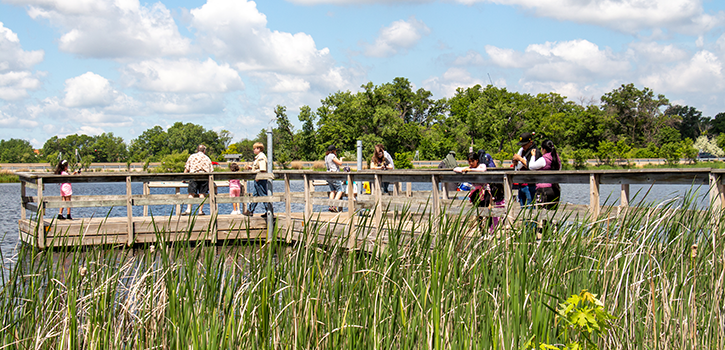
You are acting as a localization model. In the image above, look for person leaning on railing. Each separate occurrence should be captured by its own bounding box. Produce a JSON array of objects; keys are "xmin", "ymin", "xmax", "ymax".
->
[
  {"xmin": 528, "ymin": 139, "xmax": 562, "ymax": 210},
  {"xmin": 244, "ymin": 142, "xmax": 270, "ymax": 217},
  {"xmin": 182, "ymin": 144, "xmax": 213, "ymax": 216},
  {"xmin": 370, "ymin": 143, "xmax": 394, "ymax": 194}
]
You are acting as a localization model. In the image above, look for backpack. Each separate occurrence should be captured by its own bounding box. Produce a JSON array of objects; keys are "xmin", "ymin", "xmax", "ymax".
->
[{"xmin": 477, "ymin": 149, "xmax": 496, "ymax": 168}]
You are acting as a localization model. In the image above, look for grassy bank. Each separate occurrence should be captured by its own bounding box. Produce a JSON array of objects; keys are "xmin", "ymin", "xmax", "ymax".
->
[
  {"xmin": 0, "ymin": 170, "xmax": 18, "ymax": 183},
  {"xmin": 1, "ymin": 198, "xmax": 722, "ymax": 348}
]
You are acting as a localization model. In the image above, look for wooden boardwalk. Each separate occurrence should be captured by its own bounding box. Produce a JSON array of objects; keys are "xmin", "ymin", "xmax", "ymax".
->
[{"xmin": 16, "ymin": 168, "xmax": 725, "ymax": 249}]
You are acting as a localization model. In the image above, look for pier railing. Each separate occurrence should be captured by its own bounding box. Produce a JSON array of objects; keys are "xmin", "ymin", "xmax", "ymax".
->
[{"xmin": 16, "ymin": 168, "xmax": 725, "ymax": 248}]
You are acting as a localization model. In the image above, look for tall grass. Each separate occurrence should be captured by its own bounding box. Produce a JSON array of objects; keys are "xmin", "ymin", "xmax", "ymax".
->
[{"xmin": 0, "ymin": 192, "xmax": 722, "ymax": 349}]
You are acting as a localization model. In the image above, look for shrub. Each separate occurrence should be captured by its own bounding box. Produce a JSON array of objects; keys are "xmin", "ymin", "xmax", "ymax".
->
[
  {"xmin": 571, "ymin": 149, "xmax": 592, "ymax": 169},
  {"xmin": 153, "ymin": 151, "xmax": 189, "ymax": 173},
  {"xmin": 394, "ymin": 152, "xmax": 414, "ymax": 169}
]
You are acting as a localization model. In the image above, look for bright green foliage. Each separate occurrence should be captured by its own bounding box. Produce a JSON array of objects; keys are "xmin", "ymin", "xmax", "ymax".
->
[
  {"xmin": 666, "ymin": 105, "xmax": 706, "ymax": 141},
  {"xmin": 679, "ymin": 138, "xmax": 698, "ymax": 163},
  {"xmin": 660, "ymin": 142, "xmax": 681, "ymax": 165},
  {"xmin": 394, "ymin": 152, "xmax": 413, "ymax": 169},
  {"xmin": 0, "ymin": 138, "xmax": 37, "ymax": 163},
  {"xmin": 152, "ymin": 151, "xmax": 190, "ymax": 173},
  {"xmin": 600, "ymin": 83, "xmax": 669, "ymax": 148},
  {"xmin": 129, "ymin": 123, "xmax": 226, "ymax": 162},
  {"xmin": 273, "ymin": 105, "xmax": 294, "ymax": 168},
  {"xmin": 571, "ymin": 149, "xmax": 593, "ymax": 169},
  {"xmin": 596, "ymin": 141, "xmax": 616, "ymax": 166},
  {"xmin": 553, "ymin": 290, "xmax": 615, "ymax": 349}
]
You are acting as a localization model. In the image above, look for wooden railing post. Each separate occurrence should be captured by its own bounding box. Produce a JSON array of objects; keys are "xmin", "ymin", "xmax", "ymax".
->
[
  {"xmin": 589, "ymin": 173, "xmax": 601, "ymax": 219},
  {"xmin": 618, "ymin": 184, "xmax": 630, "ymax": 216},
  {"xmin": 126, "ymin": 175, "xmax": 134, "ymax": 247},
  {"xmin": 284, "ymin": 174, "xmax": 292, "ymax": 243},
  {"xmin": 347, "ymin": 174, "xmax": 356, "ymax": 250},
  {"xmin": 209, "ymin": 174, "xmax": 217, "ymax": 244},
  {"xmin": 175, "ymin": 186, "xmax": 181, "ymax": 216},
  {"xmin": 431, "ymin": 174, "xmax": 440, "ymax": 218},
  {"xmin": 143, "ymin": 181, "xmax": 150, "ymax": 216},
  {"xmin": 37, "ymin": 178, "xmax": 45, "ymax": 249},
  {"xmin": 406, "ymin": 182, "xmax": 412, "ymax": 197}
]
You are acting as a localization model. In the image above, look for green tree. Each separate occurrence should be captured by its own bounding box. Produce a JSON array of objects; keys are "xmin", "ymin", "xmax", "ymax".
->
[
  {"xmin": 91, "ymin": 132, "xmax": 127, "ymax": 162},
  {"xmin": 710, "ymin": 112, "xmax": 725, "ymax": 135},
  {"xmin": 295, "ymin": 105, "xmax": 317, "ymax": 161},
  {"xmin": 273, "ymin": 105, "xmax": 294, "ymax": 167},
  {"xmin": 665, "ymin": 105, "xmax": 706, "ymax": 141},
  {"xmin": 128, "ymin": 126, "xmax": 169, "ymax": 162},
  {"xmin": 600, "ymin": 83, "xmax": 669, "ymax": 147},
  {"xmin": 0, "ymin": 139, "xmax": 37, "ymax": 163},
  {"xmin": 152, "ymin": 151, "xmax": 190, "ymax": 173}
]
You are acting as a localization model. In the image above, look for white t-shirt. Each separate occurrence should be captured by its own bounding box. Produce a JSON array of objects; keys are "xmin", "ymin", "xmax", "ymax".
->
[{"xmin": 325, "ymin": 153, "xmax": 340, "ymax": 172}]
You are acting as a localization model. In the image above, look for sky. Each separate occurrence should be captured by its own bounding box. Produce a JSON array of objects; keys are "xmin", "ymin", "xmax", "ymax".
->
[{"xmin": 1, "ymin": 0, "xmax": 724, "ymax": 148}]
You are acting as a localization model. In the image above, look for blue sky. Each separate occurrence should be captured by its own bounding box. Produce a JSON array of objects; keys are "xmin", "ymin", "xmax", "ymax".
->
[{"xmin": 1, "ymin": 0, "xmax": 724, "ymax": 148}]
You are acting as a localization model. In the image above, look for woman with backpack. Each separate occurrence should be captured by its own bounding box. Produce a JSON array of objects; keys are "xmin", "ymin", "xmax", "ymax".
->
[
  {"xmin": 454, "ymin": 152, "xmax": 503, "ymax": 234},
  {"xmin": 528, "ymin": 139, "xmax": 562, "ymax": 210}
]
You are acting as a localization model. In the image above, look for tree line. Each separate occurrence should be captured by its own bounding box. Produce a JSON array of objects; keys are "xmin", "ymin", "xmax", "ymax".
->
[{"xmin": 2, "ymin": 79, "xmax": 725, "ymax": 169}]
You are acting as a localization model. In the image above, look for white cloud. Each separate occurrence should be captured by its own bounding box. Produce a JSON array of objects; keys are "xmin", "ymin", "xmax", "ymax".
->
[
  {"xmin": 455, "ymin": 0, "xmax": 725, "ymax": 35},
  {"xmin": 190, "ymin": 0, "xmax": 333, "ymax": 75},
  {"xmin": 63, "ymin": 72, "xmax": 114, "ymax": 107},
  {"xmin": 641, "ymin": 50, "xmax": 724, "ymax": 93},
  {"xmin": 145, "ymin": 93, "xmax": 225, "ymax": 114},
  {"xmin": 452, "ymin": 50, "xmax": 486, "ymax": 66},
  {"xmin": 422, "ymin": 67, "xmax": 486, "ymax": 98},
  {"xmin": 77, "ymin": 125, "xmax": 105, "ymax": 136},
  {"xmin": 0, "ymin": 22, "xmax": 44, "ymax": 100},
  {"xmin": 10, "ymin": 0, "xmax": 190, "ymax": 58},
  {"xmin": 123, "ymin": 58, "xmax": 244, "ymax": 93},
  {"xmin": 628, "ymin": 42, "xmax": 689, "ymax": 63},
  {"xmin": 362, "ymin": 16, "xmax": 431, "ymax": 57},
  {"xmin": 0, "ymin": 109, "xmax": 39, "ymax": 128},
  {"xmin": 288, "ymin": 0, "xmax": 430, "ymax": 4},
  {"xmin": 486, "ymin": 40, "xmax": 629, "ymax": 83}
]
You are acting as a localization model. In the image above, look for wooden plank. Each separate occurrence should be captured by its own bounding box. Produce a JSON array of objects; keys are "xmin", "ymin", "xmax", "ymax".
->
[
  {"xmin": 45, "ymin": 199, "xmax": 127, "ymax": 208},
  {"xmin": 20, "ymin": 178, "xmax": 38, "ymax": 190},
  {"xmin": 590, "ymin": 173, "xmax": 600, "ymax": 218},
  {"xmin": 126, "ymin": 176, "xmax": 133, "ymax": 246}
]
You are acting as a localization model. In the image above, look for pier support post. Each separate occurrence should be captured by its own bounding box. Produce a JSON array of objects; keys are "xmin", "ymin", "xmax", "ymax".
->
[
  {"xmin": 209, "ymin": 174, "xmax": 217, "ymax": 244},
  {"xmin": 406, "ymin": 182, "xmax": 412, "ymax": 197},
  {"xmin": 126, "ymin": 175, "xmax": 134, "ymax": 247},
  {"xmin": 589, "ymin": 174, "xmax": 601, "ymax": 219},
  {"xmin": 347, "ymin": 173, "xmax": 356, "ymax": 250},
  {"xmin": 304, "ymin": 174, "xmax": 312, "ymax": 223},
  {"xmin": 710, "ymin": 173, "xmax": 724, "ymax": 212}
]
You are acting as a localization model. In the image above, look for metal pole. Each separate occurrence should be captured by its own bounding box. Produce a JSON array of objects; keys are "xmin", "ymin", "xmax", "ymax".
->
[
  {"xmin": 357, "ymin": 140, "xmax": 362, "ymax": 194},
  {"xmin": 266, "ymin": 127, "xmax": 274, "ymax": 239}
]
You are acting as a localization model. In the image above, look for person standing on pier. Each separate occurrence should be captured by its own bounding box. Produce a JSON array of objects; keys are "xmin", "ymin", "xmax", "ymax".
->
[
  {"xmin": 325, "ymin": 145, "xmax": 345, "ymax": 212},
  {"xmin": 183, "ymin": 145, "xmax": 213, "ymax": 215},
  {"xmin": 244, "ymin": 142, "xmax": 269, "ymax": 217},
  {"xmin": 528, "ymin": 140, "xmax": 562, "ymax": 209},
  {"xmin": 512, "ymin": 132, "xmax": 538, "ymax": 208},
  {"xmin": 55, "ymin": 159, "xmax": 77, "ymax": 220}
]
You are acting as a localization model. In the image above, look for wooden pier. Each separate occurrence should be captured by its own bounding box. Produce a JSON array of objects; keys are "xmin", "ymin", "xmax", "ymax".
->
[{"xmin": 16, "ymin": 168, "xmax": 725, "ymax": 249}]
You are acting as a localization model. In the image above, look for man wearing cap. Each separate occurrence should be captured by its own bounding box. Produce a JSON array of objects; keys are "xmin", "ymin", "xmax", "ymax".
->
[
  {"xmin": 512, "ymin": 132, "xmax": 538, "ymax": 207},
  {"xmin": 183, "ymin": 144, "xmax": 213, "ymax": 215},
  {"xmin": 325, "ymin": 144, "xmax": 345, "ymax": 212}
]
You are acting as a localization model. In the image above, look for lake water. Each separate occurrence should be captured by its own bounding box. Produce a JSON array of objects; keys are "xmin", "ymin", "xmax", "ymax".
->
[{"xmin": 0, "ymin": 180, "xmax": 711, "ymax": 261}]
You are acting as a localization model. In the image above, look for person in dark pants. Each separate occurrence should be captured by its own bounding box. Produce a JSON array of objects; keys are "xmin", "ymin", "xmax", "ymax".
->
[
  {"xmin": 244, "ymin": 142, "xmax": 269, "ymax": 217},
  {"xmin": 183, "ymin": 145, "xmax": 213, "ymax": 215},
  {"xmin": 370, "ymin": 143, "xmax": 394, "ymax": 194},
  {"xmin": 512, "ymin": 132, "xmax": 538, "ymax": 208}
]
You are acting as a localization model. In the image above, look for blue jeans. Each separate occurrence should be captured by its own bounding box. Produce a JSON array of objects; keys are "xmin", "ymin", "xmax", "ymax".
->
[
  {"xmin": 518, "ymin": 184, "xmax": 536, "ymax": 207},
  {"xmin": 248, "ymin": 180, "xmax": 269, "ymax": 213}
]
